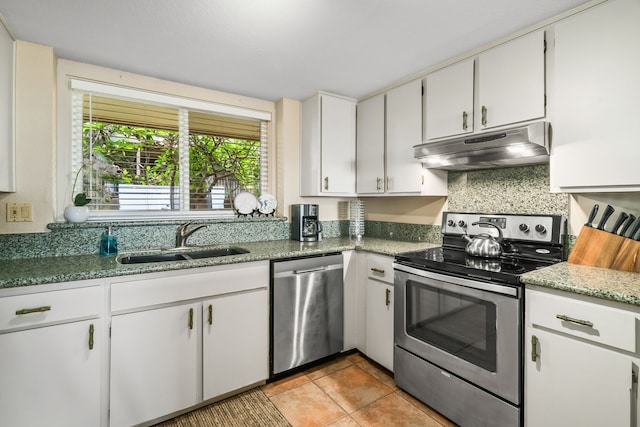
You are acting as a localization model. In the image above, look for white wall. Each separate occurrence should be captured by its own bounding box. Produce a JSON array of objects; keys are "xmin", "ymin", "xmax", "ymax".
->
[{"xmin": 0, "ymin": 41, "xmax": 56, "ymax": 234}]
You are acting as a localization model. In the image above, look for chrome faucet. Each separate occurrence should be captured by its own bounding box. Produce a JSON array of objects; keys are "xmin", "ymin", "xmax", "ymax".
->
[{"xmin": 175, "ymin": 222, "xmax": 207, "ymax": 248}]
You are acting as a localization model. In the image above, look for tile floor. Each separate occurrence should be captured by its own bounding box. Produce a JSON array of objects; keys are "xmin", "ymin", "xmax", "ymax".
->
[{"xmin": 262, "ymin": 352, "xmax": 458, "ymax": 427}]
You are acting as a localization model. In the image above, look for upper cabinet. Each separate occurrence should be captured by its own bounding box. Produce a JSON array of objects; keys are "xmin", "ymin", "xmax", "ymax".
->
[
  {"xmin": 356, "ymin": 80, "xmax": 447, "ymax": 196},
  {"xmin": 0, "ymin": 20, "xmax": 15, "ymax": 192},
  {"xmin": 300, "ymin": 92, "xmax": 356, "ymax": 196},
  {"xmin": 550, "ymin": 0, "xmax": 640, "ymax": 192},
  {"xmin": 424, "ymin": 30, "xmax": 545, "ymax": 142},
  {"xmin": 425, "ymin": 58, "xmax": 475, "ymax": 140},
  {"xmin": 476, "ymin": 30, "xmax": 545, "ymax": 130}
]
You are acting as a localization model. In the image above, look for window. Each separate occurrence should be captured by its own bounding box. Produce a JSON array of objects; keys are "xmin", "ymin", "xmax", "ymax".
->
[{"xmin": 69, "ymin": 80, "xmax": 270, "ymax": 220}]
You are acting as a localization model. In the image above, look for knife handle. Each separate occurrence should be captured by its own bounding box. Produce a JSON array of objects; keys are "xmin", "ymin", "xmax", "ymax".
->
[
  {"xmin": 611, "ymin": 212, "xmax": 629, "ymax": 235},
  {"xmin": 596, "ymin": 205, "xmax": 615, "ymax": 230},
  {"xmin": 629, "ymin": 217, "xmax": 640, "ymax": 240},
  {"xmin": 619, "ymin": 214, "xmax": 636, "ymax": 236},
  {"xmin": 586, "ymin": 204, "xmax": 599, "ymax": 227}
]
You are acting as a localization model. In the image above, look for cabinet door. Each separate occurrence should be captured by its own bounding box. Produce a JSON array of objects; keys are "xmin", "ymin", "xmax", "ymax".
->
[
  {"xmin": 110, "ymin": 304, "xmax": 199, "ymax": 427},
  {"xmin": 0, "ymin": 320, "xmax": 101, "ymax": 427},
  {"xmin": 0, "ymin": 21, "xmax": 14, "ymax": 192},
  {"xmin": 320, "ymin": 94, "xmax": 356, "ymax": 194},
  {"xmin": 386, "ymin": 79, "xmax": 423, "ymax": 194},
  {"xmin": 550, "ymin": 0, "xmax": 640, "ymax": 191},
  {"xmin": 203, "ymin": 289, "xmax": 269, "ymax": 400},
  {"xmin": 526, "ymin": 328, "xmax": 632, "ymax": 427},
  {"xmin": 425, "ymin": 58, "xmax": 474, "ymax": 140},
  {"xmin": 477, "ymin": 31, "xmax": 545, "ymax": 130},
  {"xmin": 356, "ymin": 94, "xmax": 385, "ymax": 194},
  {"xmin": 365, "ymin": 279, "xmax": 394, "ymax": 371}
]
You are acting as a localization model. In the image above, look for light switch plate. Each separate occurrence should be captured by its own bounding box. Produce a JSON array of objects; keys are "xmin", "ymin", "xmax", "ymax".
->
[{"xmin": 6, "ymin": 203, "xmax": 32, "ymax": 222}]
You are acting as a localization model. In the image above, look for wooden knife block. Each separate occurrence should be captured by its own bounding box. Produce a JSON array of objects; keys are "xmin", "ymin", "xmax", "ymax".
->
[{"xmin": 568, "ymin": 226, "xmax": 640, "ymax": 273}]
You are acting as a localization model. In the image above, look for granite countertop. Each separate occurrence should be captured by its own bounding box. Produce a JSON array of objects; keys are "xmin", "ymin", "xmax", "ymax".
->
[
  {"xmin": 0, "ymin": 237, "xmax": 437, "ymax": 290},
  {"xmin": 521, "ymin": 262, "xmax": 640, "ymax": 308}
]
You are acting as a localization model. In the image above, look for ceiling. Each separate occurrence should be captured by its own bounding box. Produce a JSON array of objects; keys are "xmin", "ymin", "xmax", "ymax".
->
[{"xmin": 1, "ymin": 0, "xmax": 591, "ymax": 102}]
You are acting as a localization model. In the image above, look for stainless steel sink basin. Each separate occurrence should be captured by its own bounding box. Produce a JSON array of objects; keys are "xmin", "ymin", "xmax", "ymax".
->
[{"xmin": 118, "ymin": 247, "xmax": 249, "ymax": 264}]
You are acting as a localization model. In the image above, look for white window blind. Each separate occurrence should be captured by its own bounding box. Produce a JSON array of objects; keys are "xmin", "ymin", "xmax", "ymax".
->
[{"xmin": 69, "ymin": 80, "xmax": 270, "ymax": 220}]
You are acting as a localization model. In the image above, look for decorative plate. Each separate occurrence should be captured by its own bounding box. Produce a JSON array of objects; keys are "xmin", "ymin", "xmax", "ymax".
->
[
  {"xmin": 233, "ymin": 192, "xmax": 258, "ymax": 214},
  {"xmin": 257, "ymin": 193, "xmax": 277, "ymax": 214}
]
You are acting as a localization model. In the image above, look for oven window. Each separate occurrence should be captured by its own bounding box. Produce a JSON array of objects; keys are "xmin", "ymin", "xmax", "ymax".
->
[{"xmin": 406, "ymin": 280, "xmax": 497, "ymax": 372}]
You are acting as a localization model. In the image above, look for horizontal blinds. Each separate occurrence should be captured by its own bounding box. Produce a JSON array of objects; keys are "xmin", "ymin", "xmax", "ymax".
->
[{"xmin": 85, "ymin": 95, "xmax": 261, "ymax": 140}]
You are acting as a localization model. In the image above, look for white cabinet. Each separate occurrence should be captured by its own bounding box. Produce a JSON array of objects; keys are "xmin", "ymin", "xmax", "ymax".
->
[
  {"xmin": 356, "ymin": 94, "xmax": 385, "ymax": 194},
  {"xmin": 0, "ymin": 19, "xmax": 14, "ymax": 192},
  {"xmin": 357, "ymin": 81, "xmax": 447, "ymax": 196},
  {"xmin": 109, "ymin": 262, "xmax": 269, "ymax": 426},
  {"xmin": 110, "ymin": 303, "xmax": 199, "ymax": 427},
  {"xmin": 203, "ymin": 289, "xmax": 268, "ymax": 400},
  {"xmin": 550, "ymin": 0, "xmax": 640, "ymax": 191},
  {"xmin": 423, "ymin": 31, "xmax": 545, "ymax": 141},
  {"xmin": 386, "ymin": 79, "xmax": 426, "ymax": 194},
  {"xmin": 425, "ymin": 58, "xmax": 475, "ymax": 140},
  {"xmin": 364, "ymin": 254, "xmax": 394, "ymax": 371},
  {"xmin": 0, "ymin": 284, "xmax": 104, "ymax": 427},
  {"xmin": 477, "ymin": 30, "xmax": 545, "ymax": 130},
  {"xmin": 300, "ymin": 92, "xmax": 356, "ymax": 196},
  {"xmin": 525, "ymin": 287, "xmax": 639, "ymax": 427}
]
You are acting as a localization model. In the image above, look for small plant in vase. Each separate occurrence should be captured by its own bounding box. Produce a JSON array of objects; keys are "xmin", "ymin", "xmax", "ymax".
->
[{"xmin": 64, "ymin": 155, "xmax": 120, "ymax": 223}]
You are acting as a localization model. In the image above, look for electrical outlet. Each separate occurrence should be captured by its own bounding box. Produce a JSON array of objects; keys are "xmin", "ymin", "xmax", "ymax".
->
[{"xmin": 6, "ymin": 203, "xmax": 32, "ymax": 222}]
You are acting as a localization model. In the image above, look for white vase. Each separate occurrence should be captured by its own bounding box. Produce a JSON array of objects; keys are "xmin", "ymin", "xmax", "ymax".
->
[{"xmin": 64, "ymin": 205, "xmax": 90, "ymax": 223}]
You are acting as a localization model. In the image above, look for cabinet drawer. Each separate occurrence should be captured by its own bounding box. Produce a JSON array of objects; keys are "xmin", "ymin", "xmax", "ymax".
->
[
  {"xmin": 111, "ymin": 261, "xmax": 269, "ymax": 312},
  {"xmin": 0, "ymin": 286, "xmax": 103, "ymax": 332},
  {"xmin": 527, "ymin": 289, "xmax": 637, "ymax": 353},
  {"xmin": 366, "ymin": 254, "xmax": 394, "ymax": 284}
]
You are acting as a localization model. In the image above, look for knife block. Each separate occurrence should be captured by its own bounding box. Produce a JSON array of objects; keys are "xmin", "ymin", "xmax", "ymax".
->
[{"xmin": 568, "ymin": 226, "xmax": 640, "ymax": 272}]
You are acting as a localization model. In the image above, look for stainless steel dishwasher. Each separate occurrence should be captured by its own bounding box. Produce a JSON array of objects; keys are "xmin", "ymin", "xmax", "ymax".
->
[{"xmin": 271, "ymin": 253, "xmax": 344, "ymax": 376}]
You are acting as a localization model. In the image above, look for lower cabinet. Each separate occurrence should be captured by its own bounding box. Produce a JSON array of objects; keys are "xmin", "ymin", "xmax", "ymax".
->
[
  {"xmin": 364, "ymin": 254, "xmax": 394, "ymax": 371},
  {"xmin": 525, "ymin": 287, "xmax": 639, "ymax": 427},
  {"xmin": 109, "ymin": 261, "xmax": 269, "ymax": 427},
  {"xmin": 110, "ymin": 303, "xmax": 200, "ymax": 427},
  {"xmin": 203, "ymin": 289, "xmax": 269, "ymax": 400},
  {"xmin": 0, "ymin": 284, "xmax": 104, "ymax": 427}
]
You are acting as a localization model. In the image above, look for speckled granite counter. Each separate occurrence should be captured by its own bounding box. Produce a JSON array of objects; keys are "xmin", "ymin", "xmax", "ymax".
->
[
  {"xmin": 0, "ymin": 237, "xmax": 437, "ymax": 290},
  {"xmin": 521, "ymin": 262, "xmax": 640, "ymax": 307}
]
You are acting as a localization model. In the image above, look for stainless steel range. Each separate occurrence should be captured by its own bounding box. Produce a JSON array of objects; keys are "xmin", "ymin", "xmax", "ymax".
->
[{"xmin": 393, "ymin": 212, "xmax": 565, "ymax": 427}]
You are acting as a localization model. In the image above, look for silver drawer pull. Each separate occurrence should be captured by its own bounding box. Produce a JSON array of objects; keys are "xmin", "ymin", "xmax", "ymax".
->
[
  {"xmin": 16, "ymin": 306, "xmax": 51, "ymax": 315},
  {"xmin": 294, "ymin": 267, "xmax": 327, "ymax": 275},
  {"xmin": 371, "ymin": 267, "xmax": 385, "ymax": 274},
  {"xmin": 556, "ymin": 314, "xmax": 594, "ymax": 328}
]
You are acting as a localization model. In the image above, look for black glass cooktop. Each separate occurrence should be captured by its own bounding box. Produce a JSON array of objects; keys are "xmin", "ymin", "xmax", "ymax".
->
[{"xmin": 394, "ymin": 246, "xmax": 557, "ymax": 285}]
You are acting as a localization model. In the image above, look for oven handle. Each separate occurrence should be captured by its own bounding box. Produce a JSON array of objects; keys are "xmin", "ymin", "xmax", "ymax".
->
[{"xmin": 393, "ymin": 263, "xmax": 519, "ymax": 298}]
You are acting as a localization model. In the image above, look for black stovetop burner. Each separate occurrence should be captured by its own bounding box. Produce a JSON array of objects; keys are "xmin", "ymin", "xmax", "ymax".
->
[{"xmin": 394, "ymin": 212, "xmax": 566, "ymax": 286}]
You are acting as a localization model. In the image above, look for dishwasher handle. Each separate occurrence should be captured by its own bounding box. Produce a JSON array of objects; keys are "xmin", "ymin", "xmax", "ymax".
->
[{"xmin": 293, "ymin": 266, "xmax": 327, "ymax": 275}]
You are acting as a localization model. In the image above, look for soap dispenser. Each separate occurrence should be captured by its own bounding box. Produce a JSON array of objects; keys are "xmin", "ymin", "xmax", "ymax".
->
[{"xmin": 100, "ymin": 226, "xmax": 118, "ymax": 256}]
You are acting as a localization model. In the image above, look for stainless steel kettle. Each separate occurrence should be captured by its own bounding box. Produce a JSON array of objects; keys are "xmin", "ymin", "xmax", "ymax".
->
[{"xmin": 462, "ymin": 221, "xmax": 504, "ymax": 258}]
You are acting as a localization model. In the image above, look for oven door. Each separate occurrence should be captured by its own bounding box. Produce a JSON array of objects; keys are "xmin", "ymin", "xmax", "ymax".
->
[{"xmin": 394, "ymin": 263, "xmax": 522, "ymax": 405}]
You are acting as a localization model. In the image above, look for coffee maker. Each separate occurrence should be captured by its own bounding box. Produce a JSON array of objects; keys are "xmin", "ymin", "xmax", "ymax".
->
[{"xmin": 290, "ymin": 204, "xmax": 322, "ymax": 242}]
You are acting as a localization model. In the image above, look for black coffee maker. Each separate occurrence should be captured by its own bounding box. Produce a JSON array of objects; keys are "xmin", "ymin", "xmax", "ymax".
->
[{"xmin": 290, "ymin": 204, "xmax": 322, "ymax": 242}]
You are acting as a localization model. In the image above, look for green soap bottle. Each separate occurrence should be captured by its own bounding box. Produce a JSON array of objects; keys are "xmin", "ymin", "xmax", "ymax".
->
[{"xmin": 100, "ymin": 226, "xmax": 118, "ymax": 256}]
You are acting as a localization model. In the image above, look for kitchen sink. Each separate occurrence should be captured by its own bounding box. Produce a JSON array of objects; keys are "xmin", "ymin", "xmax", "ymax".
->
[{"xmin": 117, "ymin": 247, "xmax": 250, "ymax": 264}]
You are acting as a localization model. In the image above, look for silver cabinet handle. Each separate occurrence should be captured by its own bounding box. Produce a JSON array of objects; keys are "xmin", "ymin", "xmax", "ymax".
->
[
  {"xmin": 556, "ymin": 314, "xmax": 594, "ymax": 328},
  {"xmin": 324, "ymin": 177, "xmax": 329, "ymax": 190},
  {"xmin": 531, "ymin": 335, "xmax": 538, "ymax": 362},
  {"xmin": 208, "ymin": 304, "xmax": 213, "ymax": 326},
  {"xmin": 385, "ymin": 288, "xmax": 391, "ymax": 307},
  {"xmin": 89, "ymin": 324, "xmax": 95, "ymax": 350},
  {"xmin": 386, "ymin": 177, "xmax": 391, "ymax": 191},
  {"xmin": 189, "ymin": 308, "xmax": 194, "ymax": 330},
  {"xmin": 462, "ymin": 111, "xmax": 468, "ymax": 130},
  {"xmin": 376, "ymin": 177, "xmax": 382, "ymax": 191},
  {"xmin": 16, "ymin": 306, "xmax": 51, "ymax": 315},
  {"xmin": 371, "ymin": 267, "xmax": 385, "ymax": 274},
  {"xmin": 481, "ymin": 105, "xmax": 487, "ymax": 126}
]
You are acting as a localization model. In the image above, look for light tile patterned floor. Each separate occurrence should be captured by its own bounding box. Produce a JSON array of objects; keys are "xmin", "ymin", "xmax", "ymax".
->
[{"xmin": 262, "ymin": 353, "xmax": 458, "ymax": 427}]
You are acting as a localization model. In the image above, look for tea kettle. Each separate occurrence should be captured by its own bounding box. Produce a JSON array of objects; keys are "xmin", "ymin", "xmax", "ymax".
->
[{"xmin": 462, "ymin": 222, "xmax": 504, "ymax": 258}]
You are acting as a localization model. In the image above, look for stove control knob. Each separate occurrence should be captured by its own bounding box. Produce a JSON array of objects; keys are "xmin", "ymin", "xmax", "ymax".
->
[
  {"xmin": 535, "ymin": 224, "xmax": 547, "ymax": 234},
  {"xmin": 447, "ymin": 219, "xmax": 456, "ymax": 227},
  {"xmin": 457, "ymin": 220, "xmax": 466, "ymax": 228},
  {"xmin": 519, "ymin": 223, "xmax": 530, "ymax": 233}
]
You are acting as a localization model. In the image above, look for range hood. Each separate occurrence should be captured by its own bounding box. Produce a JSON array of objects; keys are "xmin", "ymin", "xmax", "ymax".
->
[{"xmin": 414, "ymin": 122, "xmax": 550, "ymax": 171}]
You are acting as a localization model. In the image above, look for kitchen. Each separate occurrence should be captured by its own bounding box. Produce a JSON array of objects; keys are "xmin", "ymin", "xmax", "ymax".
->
[{"xmin": 1, "ymin": 0, "xmax": 640, "ymax": 426}]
